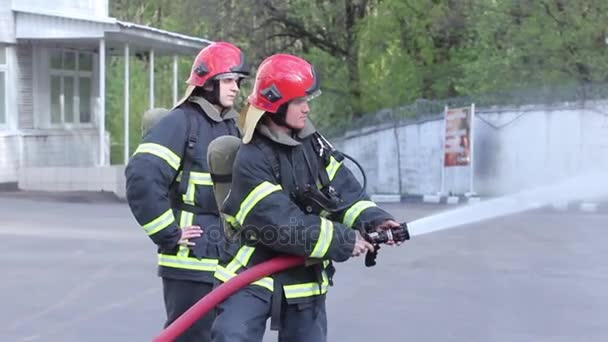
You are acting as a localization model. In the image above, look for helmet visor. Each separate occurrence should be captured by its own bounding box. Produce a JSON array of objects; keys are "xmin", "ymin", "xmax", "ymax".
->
[
  {"xmin": 214, "ymin": 72, "xmax": 248, "ymax": 80},
  {"xmin": 291, "ymin": 89, "xmax": 322, "ymax": 105}
]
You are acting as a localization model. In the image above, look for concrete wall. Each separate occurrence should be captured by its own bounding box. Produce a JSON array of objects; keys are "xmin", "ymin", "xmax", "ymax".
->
[
  {"xmin": 333, "ymin": 101, "xmax": 608, "ymax": 196},
  {"xmin": 0, "ymin": 134, "xmax": 20, "ymax": 182},
  {"xmin": 0, "ymin": 129, "xmax": 103, "ymax": 183},
  {"xmin": 20, "ymin": 129, "xmax": 100, "ymax": 167},
  {"xmin": 19, "ymin": 165, "xmax": 125, "ymax": 198}
]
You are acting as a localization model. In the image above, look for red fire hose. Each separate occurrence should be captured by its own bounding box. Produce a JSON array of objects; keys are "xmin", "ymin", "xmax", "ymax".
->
[{"xmin": 153, "ymin": 255, "xmax": 306, "ymax": 342}]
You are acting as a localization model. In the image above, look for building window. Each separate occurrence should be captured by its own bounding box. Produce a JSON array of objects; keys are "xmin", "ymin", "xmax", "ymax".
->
[
  {"xmin": 49, "ymin": 49, "xmax": 93, "ymax": 125},
  {"xmin": 0, "ymin": 46, "xmax": 6, "ymax": 126}
]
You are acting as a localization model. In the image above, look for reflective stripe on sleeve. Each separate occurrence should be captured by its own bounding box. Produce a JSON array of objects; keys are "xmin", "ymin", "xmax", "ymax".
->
[
  {"xmin": 142, "ymin": 209, "xmax": 174, "ymax": 235},
  {"xmin": 343, "ymin": 200, "xmax": 377, "ymax": 227},
  {"xmin": 309, "ymin": 218, "xmax": 333, "ymax": 259},
  {"xmin": 134, "ymin": 143, "xmax": 180, "ymax": 170},
  {"xmin": 235, "ymin": 181, "xmax": 282, "ymax": 225}
]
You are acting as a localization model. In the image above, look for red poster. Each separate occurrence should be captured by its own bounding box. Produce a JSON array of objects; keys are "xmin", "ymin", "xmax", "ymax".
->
[{"xmin": 444, "ymin": 106, "xmax": 471, "ymax": 167}]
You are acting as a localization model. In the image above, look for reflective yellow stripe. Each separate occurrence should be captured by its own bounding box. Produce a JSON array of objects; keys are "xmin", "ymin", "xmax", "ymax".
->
[
  {"xmin": 175, "ymin": 171, "xmax": 211, "ymax": 206},
  {"xmin": 326, "ymin": 156, "xmax": 341, "ymax": 181},
  {"xmin": 224, "ymin": 214, "xmax": 239, "ymax": 229},
  {"xmin": 190, "ymin": 172, "xmax": 213, "ymax": 185},
  {"xmin": 176, "ymin": 171, "xmax": 213, "ymax": 186},
  {"xmin": 158, "ymin": 254, "xmax": 217, "ymax": 272},
  {"xmin": 178, "ymin": 210, "xmax": 195, "ymax": 258},
  {"xmin": 142, "ymin": 209, "xmax": 174, "ymax": 235},
  {"xmin": 215, "ymin": 246, "xmax": 260, "ymax": 289},
  {"xmin": 134, "ymin": 143, "xmax": 180, "ymax": 170},
  {"xmin": 235, "ymin": 182, "xmax": 282, "ymax": 225},
  {"xmin": 310, "ymin": 218, "xmax": 333, "ymax": 258},
  {"xmin": 179, "ymin": 210, "xmax": 194, "ymax": 228},
  {"xmin": 226, "ymin": 246, "xmax": 256, "ymax": 273},
  {"xmin": 214, "ymin": 265, "xmax": 274, "ymax": 291},
  {"xmin": 283, "ymin": 270, "xmax": 329, "ymax": 299},
  {"xmin": 343, "ymin": 200, "xmax": 377, "ymax": 227},
  {"xmin": 182, "ymin": 182, "xmax": 196, "ymax": 206}
]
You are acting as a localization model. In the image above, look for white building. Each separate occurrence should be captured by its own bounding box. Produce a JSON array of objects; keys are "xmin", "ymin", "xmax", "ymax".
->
[{"xmin": 0, "ymin": 0, "xmax": 210, "ymax": 193}]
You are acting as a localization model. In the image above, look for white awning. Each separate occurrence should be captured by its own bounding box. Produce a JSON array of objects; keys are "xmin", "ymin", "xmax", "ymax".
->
[
  {"xmin": 111, "ymin": 21, "xmax": 212, "ymax": 55},
  {"xmin": 15, "ymin": 10, "xmax": 116, "ymax": 40},
  {"xmin": 14, "ymin": 9, "xmax": 211, "ymax": 55}
]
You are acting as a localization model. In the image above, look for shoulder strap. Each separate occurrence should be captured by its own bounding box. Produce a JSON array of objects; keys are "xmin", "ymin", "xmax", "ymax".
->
[
  {"xmin": 256, "ymin": 137, "xmax": 298, "ymax": 195},
  {"xmin": 256, "ymin": 138, "xmax": 281, "ymax": 182},
  {"xmin": 277, "ymin": 152, "xmax": 295, "ymax": 195},
  {"xmin": 226, "ymin": 118, "xmax": 241, "ymax": 138},
  {"xmin": 310, "ymin": 133, "xmax": 333, "ymax": 188},
  {"xmin": 177, "ymin": 110, "xmax": 200, "ymax": 195}
]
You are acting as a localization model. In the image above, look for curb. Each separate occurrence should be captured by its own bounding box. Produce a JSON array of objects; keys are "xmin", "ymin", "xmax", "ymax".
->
[{"xmin": 372, "ymin": 194, "xmax": 482, "ymax": 205}]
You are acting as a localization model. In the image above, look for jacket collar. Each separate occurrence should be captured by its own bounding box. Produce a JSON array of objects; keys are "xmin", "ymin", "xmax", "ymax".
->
[
  {"xmin": 256, "ymin": 118, "xmax": 317, "ymax": 146},
  {"xmin": 188, "ymin": 96, "xmax": 239, "ymax": 122}
]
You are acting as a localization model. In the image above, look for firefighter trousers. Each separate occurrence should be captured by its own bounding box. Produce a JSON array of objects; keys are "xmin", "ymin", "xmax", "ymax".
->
[
  {"xmin": 210, "ymin": 285, "xmax": 327, "ymax": 342},
  {"xmin": 162, "ymin": 277, "xmax": 215, "ymax": 342}
]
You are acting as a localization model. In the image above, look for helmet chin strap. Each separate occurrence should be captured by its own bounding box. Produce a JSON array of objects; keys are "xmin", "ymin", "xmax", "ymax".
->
[
  {"xmin": 201, "ymin": 80, "xmax": 222, "ymax": 107},
  {"xmin": 196, "ymin": 80, "xmax": 229, "ymax": 112}
]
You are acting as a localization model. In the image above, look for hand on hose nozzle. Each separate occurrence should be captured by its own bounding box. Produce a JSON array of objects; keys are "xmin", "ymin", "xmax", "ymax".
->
[
  {"xmin": 351, "ymin": 230, "xmax": 375, "ymax": 257},
  {"xmin": 375, "ymin": 220, "xmax": 404, "ymax": 246},
  {"xmin": 363, "ymin": 222, "xmax": 410, "ymax": 267}
]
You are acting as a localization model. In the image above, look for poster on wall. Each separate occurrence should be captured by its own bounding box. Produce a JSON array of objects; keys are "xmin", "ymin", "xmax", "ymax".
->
[{"xmin": 443, "ymin": 106, "xmax": 472, "ymax": 167}]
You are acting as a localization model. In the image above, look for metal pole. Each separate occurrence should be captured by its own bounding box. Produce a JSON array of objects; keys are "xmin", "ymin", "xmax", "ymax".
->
[
  {"xmin": 173, "ymin": 55, "xmax": 178, "ymax": 105},
  {"xmin": 469, "ymin": 103, "xmax": 476, "ymax": 195},
  {"xmin": 440, "ymin": 105, "xmax": 447, "ymax": 195},
  {"xmin": 392, "ymin": 112, "xmax": 403, "ymax": 196},
  {"xmin": 98, "ymin": 38, "xmax": 106, "ymax": 166},
  {"xmin": 124, "ymin": 44, "xmax": 130, "ymax": 164},
  {"xmin": 149, "ymin": 50, "xmax": 155, "ymax": 109}
]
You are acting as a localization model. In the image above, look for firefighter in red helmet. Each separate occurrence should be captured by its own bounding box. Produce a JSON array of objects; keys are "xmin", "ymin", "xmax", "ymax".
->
[
  {"xmin": 210, "ymin": 54, "xmax": 402, "ymax": 342},
  {"xmin": 125, "ymin": 41, "xmax": 249, "ymax": 342}
]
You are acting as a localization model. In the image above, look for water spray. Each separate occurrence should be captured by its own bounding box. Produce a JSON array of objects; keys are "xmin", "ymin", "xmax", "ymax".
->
[{"xmin": 408, "ymin": 169, "xmax": 608, "ymax": 236}]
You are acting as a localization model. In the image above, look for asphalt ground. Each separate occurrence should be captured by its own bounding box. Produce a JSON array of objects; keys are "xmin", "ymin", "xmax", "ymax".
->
[{"xmin": 0, "ymin": 192, "xmax": 606, "ymax": 342}]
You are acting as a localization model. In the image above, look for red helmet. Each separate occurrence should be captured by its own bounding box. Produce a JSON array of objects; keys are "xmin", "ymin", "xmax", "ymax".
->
[
  {"xmin": 186, "ymin": 42, "xmax": 249, "ymax": 87},
  {"xmin": 248, "ymin": 54, "xmax": 320, "ymax": 113}
]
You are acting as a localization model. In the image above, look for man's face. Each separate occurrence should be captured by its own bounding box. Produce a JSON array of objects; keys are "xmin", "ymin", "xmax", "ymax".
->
[
  {"xmin": 285, "ymin": 98, "xmax": 310, "ymax": 130},
  {"xmin": 218, "ymin": 78, "xmax": 240, "ymax": 108}
]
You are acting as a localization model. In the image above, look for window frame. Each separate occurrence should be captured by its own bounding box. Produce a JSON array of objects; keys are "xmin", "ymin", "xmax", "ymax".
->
[
  {"xmin": 48, "ymin": 49, "xmax": 94, "ymax": 128},
  {"xmin": 0, "ymin": 45, "xmax": 7, "ymax": 129}
]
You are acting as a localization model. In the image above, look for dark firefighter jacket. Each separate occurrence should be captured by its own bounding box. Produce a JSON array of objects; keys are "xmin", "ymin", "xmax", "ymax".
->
[
  {"xmin": 125, "ymin": 97, "xmax": 240, "ymax": 283},
  {"xmin": 216, "ymin": 118, "xmax": 394, "ymax": 304}
]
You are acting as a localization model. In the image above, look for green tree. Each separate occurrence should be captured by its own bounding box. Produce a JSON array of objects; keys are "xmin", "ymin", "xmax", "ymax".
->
[{"xmin": 458, "ymin": 0, "xmax": 608, "ymax": 95}]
